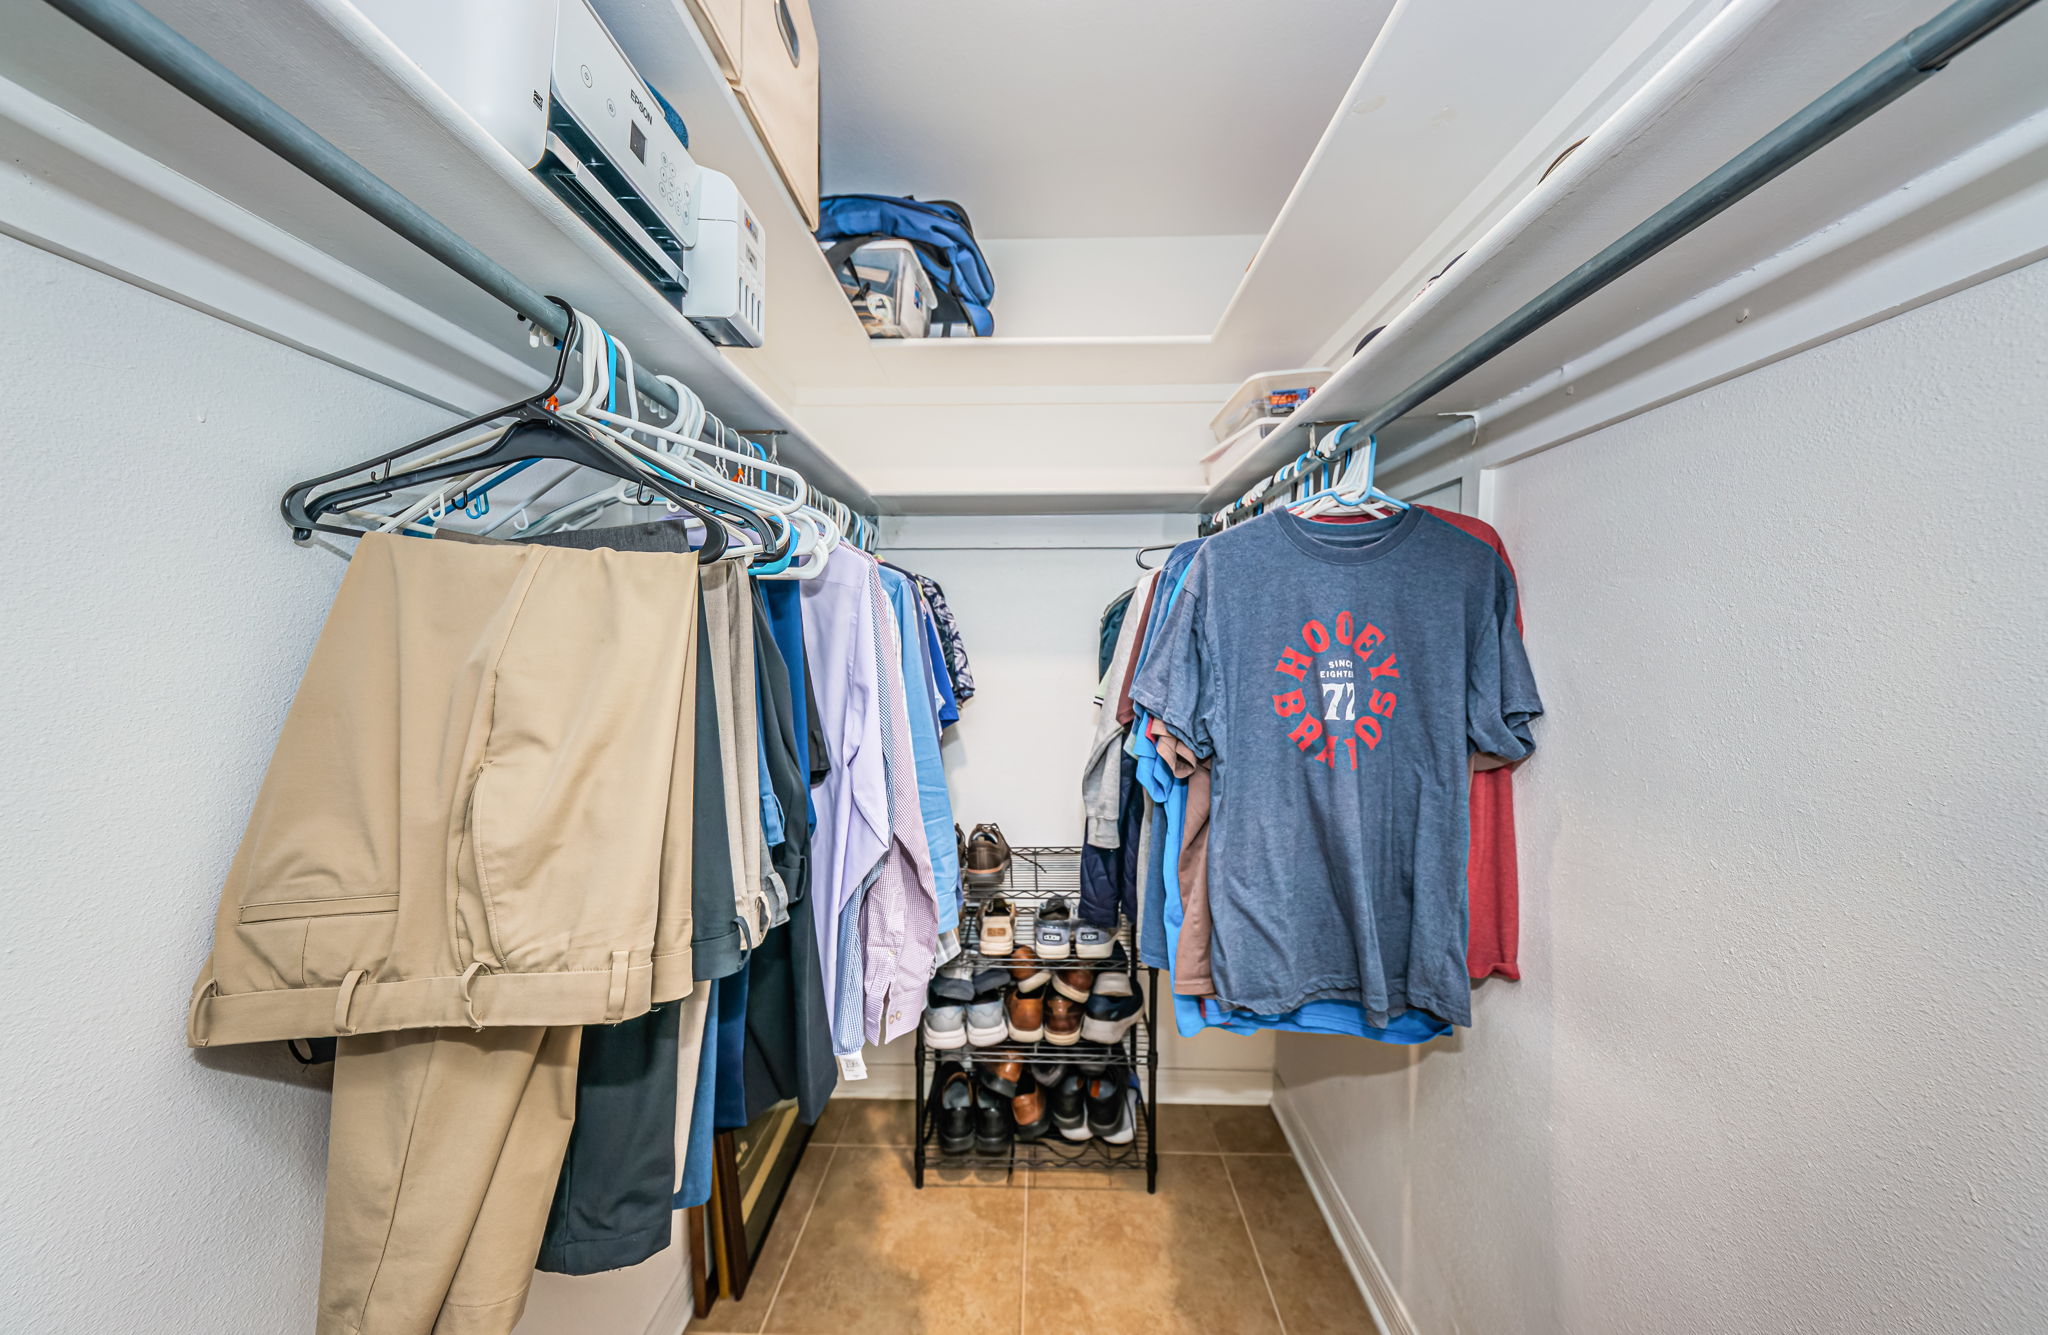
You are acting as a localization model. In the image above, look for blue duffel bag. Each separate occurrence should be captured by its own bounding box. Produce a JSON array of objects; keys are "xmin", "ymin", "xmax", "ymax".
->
[{"xmin": 817, "ymin": 195, "xmax": 995, "ymax": 336}]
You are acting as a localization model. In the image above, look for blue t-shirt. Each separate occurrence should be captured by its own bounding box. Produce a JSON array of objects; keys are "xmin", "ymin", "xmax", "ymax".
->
[
  {"xmin": 1135, "ymin": 555, "xmax": 1449, "ymax": 1044},
  {"xmin": 1132, "ymin": 507, "xmax": 1541, "ymax": 1027}
]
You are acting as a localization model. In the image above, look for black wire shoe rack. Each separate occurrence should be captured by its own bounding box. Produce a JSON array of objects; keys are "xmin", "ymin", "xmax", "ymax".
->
[{"xmin": 913, "ymin": 847, "xmax": 1159, "ymax": 1192}]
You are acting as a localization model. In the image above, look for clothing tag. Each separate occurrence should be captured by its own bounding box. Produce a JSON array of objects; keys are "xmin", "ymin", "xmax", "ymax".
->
[{"xmin": 836, "ymin": 1052, "xmax": 868, "ymax": 1081}]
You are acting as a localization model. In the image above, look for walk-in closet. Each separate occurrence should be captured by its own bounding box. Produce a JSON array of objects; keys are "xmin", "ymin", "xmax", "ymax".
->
[{"xmin": 4, "ymin": 1, "xmax": 2046, "ymax": 1332}]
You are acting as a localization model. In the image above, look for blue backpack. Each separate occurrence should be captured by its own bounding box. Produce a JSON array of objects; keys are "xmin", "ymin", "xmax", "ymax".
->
[{"xmin": 817, "ymin": 195, "xmax": 995, "ymax": 336}]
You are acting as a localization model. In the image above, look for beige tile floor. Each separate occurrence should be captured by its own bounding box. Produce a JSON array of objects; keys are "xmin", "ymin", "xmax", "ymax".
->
[{"xmin": 694, "ymin": 1100, "xmax": 1379, "ymax": 1335}]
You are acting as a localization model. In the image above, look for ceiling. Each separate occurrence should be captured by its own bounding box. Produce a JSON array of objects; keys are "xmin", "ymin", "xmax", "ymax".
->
[{"xmin": 811, "ymin": 0, "xmax": 1393, "ymax": 241}]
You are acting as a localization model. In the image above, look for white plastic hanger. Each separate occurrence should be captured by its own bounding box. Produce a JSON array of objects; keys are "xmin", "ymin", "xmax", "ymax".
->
[
  {"xmin": 548, "ymin": 312, "xmax": 841, "ymax": 573},
  {"xmin": 1290, "ymin": 424, "xmax": 1407, "ymax": 519}
]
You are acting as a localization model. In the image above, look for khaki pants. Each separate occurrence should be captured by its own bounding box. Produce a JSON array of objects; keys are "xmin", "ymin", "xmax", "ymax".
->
[
  {"xmin": 318, "ymin": 1026, "xmax": 582, "ymax": 1335},
  {"xmin": 191, "ymin": 533, "xmax": 702, "ymax": 1048}
]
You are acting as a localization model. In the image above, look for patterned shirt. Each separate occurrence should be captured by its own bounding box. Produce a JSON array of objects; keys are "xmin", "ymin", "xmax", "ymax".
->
[{"xmin": 909, "ymin": 571, "xmax": 975, "ymax": 701}]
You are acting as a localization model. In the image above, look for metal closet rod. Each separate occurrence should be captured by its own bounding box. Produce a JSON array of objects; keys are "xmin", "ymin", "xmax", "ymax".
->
[
  {"xmin": 1218, "ymin": 0, "xmax": 2042, "ymax": 520},
  {"xmin": 40, "ymin": 0, "xmax": 831, "ymax": 480}
]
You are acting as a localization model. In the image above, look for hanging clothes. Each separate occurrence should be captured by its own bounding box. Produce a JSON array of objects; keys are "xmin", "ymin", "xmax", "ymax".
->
[
  {"xmin": 907, "ymin": 569, "xmax": 976, "ymax": 702},
  {"xmin": 800, "ymin": 546, "xmax": 891, "ymax": 1059},
  {"xmin": 854, "ymin": 559, "xmax": 940, "ymax": 1046},
  {"xmin": 881, "ymin": 565, "xmax": 963, "ymax": 937},
  {"xmin": 1130, "ymin": 507, "xmax": 1542, "ymax": 1030},
  {"xmin": 742, "ymin": 583, "xmax": 837, "ymax": 1125}
]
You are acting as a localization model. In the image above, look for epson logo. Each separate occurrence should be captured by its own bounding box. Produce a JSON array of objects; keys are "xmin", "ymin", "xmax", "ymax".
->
[{"xmin": 627, "ymin": 88, "xmax": 652, "ymax": 123}]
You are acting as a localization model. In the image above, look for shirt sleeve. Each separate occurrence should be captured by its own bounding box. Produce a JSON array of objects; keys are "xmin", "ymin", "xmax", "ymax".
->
[
  {"xmin": 1129, "ymin": 575, "xmax": 1214, "ymax": 760},
  {"xmin": 1468, "ymin": 558, "xmax": 1543, "ymax": 762}
]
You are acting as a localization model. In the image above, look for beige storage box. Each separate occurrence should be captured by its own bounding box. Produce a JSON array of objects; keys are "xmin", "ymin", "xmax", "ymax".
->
[
  {"xmin": 681, "ymin": 0, "xmax": 745, "ymax": 77},
  {"xmin": 685, "ymin": 0, "xmax": 820, "ymax": 228}
]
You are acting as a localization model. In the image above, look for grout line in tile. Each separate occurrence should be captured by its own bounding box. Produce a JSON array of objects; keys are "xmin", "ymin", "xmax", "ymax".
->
[
  {"xmin": 754, "ymin": 1145, "xmax": 836, "ymax": 1334},
  {"xmin": 1221, "ymin": 1151, "xmax": 1290, "ymax": 1335},
  {"xmin": 1017, "ymin": 1163, "xmax": 1030, "ymax": 1335}
]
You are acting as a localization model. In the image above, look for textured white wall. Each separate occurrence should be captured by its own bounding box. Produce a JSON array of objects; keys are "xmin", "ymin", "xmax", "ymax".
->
[
  {"xmin": 0, "ymin": 237, "xmax": 453, "ymax": 1330},
  {"xmin": 0, "ymin": 237, "xmax": 693, "ymax": 1335},
  {"xmin": 852, "ymin": 514, "xmax": 1278, "ymax": 1103},
  {"xmin": 1275, "ymin": 258, "xmax": 2048, "ymax": 1333}
]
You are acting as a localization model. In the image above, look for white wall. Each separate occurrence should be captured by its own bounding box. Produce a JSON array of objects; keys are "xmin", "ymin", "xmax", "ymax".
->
[
  {"xmin": 1275, "ymin": 258, "xmax": 2048, "ymax": 1334},
  {"xmin": 846, "ymin": 513, "xmax": 1278, "ymax": 1103},
  {"xmin": 975, "ymin": 235, "xmax": 1262, "ymax": 338},
  {"xmin": 0, "ymin": 236, "xmax": 696, "ymax": 1335},
  {"xmin": 0, "ymin": 237, "xmax": 451, "ymax": 1331}
]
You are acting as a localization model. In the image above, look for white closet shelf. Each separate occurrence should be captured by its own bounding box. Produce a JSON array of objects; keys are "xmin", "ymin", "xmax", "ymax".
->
[
  {"xmin": 1197, "ymin": 0, "xmax": 2048, "ymax": 512},
  {"xmin": 12, "ymin": 0, "xmax": 877, "ymax": 512}
]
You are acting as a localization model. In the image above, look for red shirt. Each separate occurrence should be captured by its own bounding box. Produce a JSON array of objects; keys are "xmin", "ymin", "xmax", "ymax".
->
[{"xmin": 1423, "ymin": 507, "xmax": 1524, "ymax": 980}]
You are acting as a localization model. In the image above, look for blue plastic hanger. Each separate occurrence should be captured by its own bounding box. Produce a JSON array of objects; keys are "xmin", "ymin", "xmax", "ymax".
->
[{"xmin": 1290, "ymin": 423, "xmax": 1408, "ymax": 514}]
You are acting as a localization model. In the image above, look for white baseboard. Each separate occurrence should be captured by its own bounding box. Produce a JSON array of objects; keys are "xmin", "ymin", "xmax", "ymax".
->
[
  {"xmin": 644, "ymin": 1276, "xmax": 693, "ymax": 1335},
  {"xmin": 832, "ymin": 1062, "xmax": 917, "ymax": 1099},
  {"xmin": 1271, "ymin": 1082, "xmax": 1419, "ymax": 1335},
  {"xmin": 1156, "ymin": 1067, "xmax": 1272, "ymax": 1105},
  {"xmin": 830, "ymin": 1063, "xmax": 1272, "ymax": 1105}
]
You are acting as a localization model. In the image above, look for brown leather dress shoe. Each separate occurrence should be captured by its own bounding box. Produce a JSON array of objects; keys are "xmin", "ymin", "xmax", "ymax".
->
[
  {"xmin": 1006, "ymin": 990, "xmax": 1044, "ymax": 1043},
  {"xmin": 1052, "ymin": 965, "xmax": 1096, "ymax": 1003},
  {"xmin": 1007, "ymin": 945, "xmax": 1051, "ymax": 994},
  {"xmin": 1044, "ymin": 994, "xmax": 1083, "ymax": 1046},
  {"xmin": 1013, "ymin": 1074, "xmax": 1051, "ymax": 1141},
  {"xmin": 979, "ymin": 1058, "xmax": 1023, "ymax": 1099},
  {"xmin": 964, "ymin": 823, "xmax": 1012, "ymax": 886}
]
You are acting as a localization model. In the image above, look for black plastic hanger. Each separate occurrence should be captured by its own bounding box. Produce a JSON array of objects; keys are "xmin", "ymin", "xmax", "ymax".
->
[{"xmin": 281, "ymin": 300, "xmax": 780, "ymax": 565}]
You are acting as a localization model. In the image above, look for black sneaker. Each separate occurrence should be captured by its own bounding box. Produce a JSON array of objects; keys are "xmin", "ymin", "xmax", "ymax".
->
[
  {"xmin": 1029, "ymin": 1058, "xmax": 1069, "ymax": 1088},
  {"xmin": 1085, "ymin": 1077, "xmax": 1129, "ymax": 1141},
  {"xmin": 931, "ymin": 1062, "xmax": 975, "ymax": 1155},
  {"xmin": 1072, "ymin": 1040, "xmax": 1115, "ymax": 1077},
  {"xmin": 1080, "ymin": 990, "xmax": 1144, "ymax": 1043},
  {"xmin": 974, "ymin": 1079, "xmax": 1014, "ymax": 1154},
  {"xmin": 1051, "ymin": 1073, "xmax": 1090, "ymax": 1141}
]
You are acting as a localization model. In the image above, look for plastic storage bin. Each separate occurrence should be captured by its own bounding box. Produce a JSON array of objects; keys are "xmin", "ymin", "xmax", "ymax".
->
[
  {"xmin": 1209, "ymin": 367, "xmax": 1333, "ymax": 443},
  {"xmin": 835, "ymin": 238, "xmax": 936, "ymax": 338}
]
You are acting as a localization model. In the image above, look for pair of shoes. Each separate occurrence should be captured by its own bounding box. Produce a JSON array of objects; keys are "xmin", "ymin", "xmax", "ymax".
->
[
  {"xmin": 924, "ymin": 971, "xmax": 1023, "ymax": 1049},
  {"xmin": 932, "ymin": 1059, "xmax": 1019, "ymax": 1154},
  {"xmin": 971, "ymin": 1061, "xmax": 1058, "ymax": 1143},
  {"xmin": 1004, "ymin": 988, "xmax": 1086, "ymax": 1045},
  {"xmin": 1031, "ymin": 895, "xmax": 1117, "ymax": 961},
  {"xmin": 931, "ymin": 959, "xmax": 1012, "ymax": 1005},
  {"xmin": 1048, "ymin": 1074, "xmax": 1138, "ymax": 1144},
  {"xmin": 963, "ymin": 823, "xmax": 1011, "ymax": 889}
]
